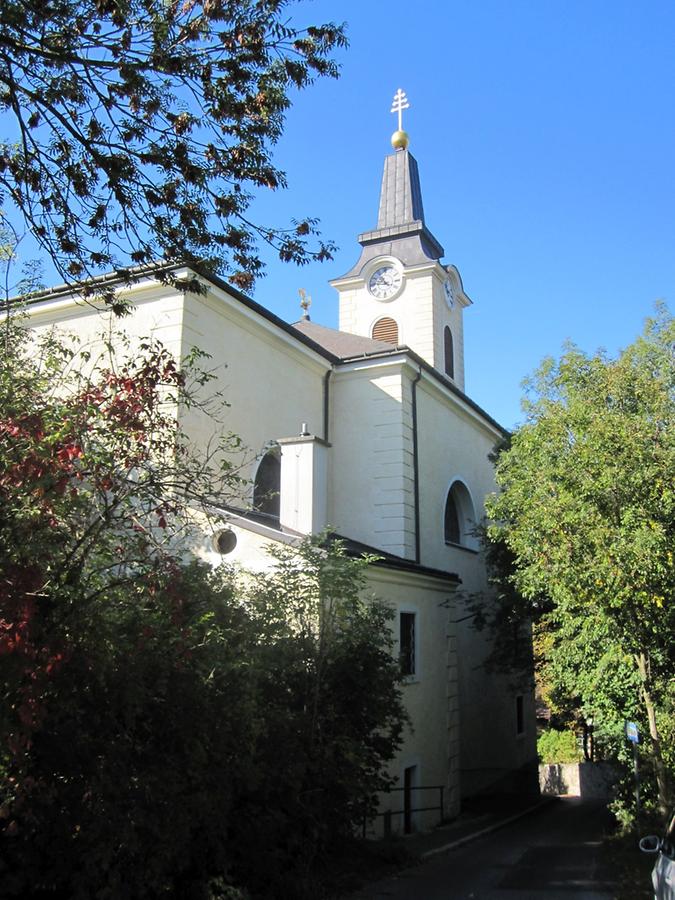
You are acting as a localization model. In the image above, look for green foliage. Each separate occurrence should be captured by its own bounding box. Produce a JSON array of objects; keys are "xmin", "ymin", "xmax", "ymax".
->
[
  {"xmin": 486, "ymin": 304, "xmax": 675, "ymax": 819},
  {"xmin": 467, "ymin": 522, "xmax": 541, "ymax": 685},
  {"xmin": 0, "ymin": 321, "xmax": 405, "ymax": 898},
  {"xmin": 537, "ymin": 728, "xmax": 582, "ymax": 764},
  {"xmin": 221, "ymin": 536, "xmax": 406, "ymax": 897},
  {"xmin": 0, "ymin": 0, "xmax": 347, "ymax": 307},
  {"xmin": 243, "ymin": 537, "xmax": 405, "ymax": 827},
  {"xmin": 0, "ymin": 214, "xmax": 45, "ymax": 315},
  {"xmin": 1, "ymin": 561, "xmax": 258, "ymax": 899}
]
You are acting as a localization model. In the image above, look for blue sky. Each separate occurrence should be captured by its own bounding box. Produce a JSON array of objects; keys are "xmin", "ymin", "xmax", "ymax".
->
[
  {"xmin": 247, "ymin": 0, "xmax": 675, "ymax": 429},
  {"xmin": 5, "ymin": 1, "xmax": 674, "ymax": 429}
]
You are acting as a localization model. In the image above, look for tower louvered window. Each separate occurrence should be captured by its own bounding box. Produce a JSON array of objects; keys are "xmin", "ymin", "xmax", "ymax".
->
[{"xmin": 372, "ymin": 317, "xmax": 399, "ymax": 344}]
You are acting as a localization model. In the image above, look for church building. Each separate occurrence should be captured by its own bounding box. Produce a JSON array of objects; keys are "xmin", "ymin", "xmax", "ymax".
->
[{"xmin": 23, "ymin": 94, "xmax": 537, "ymax": 834}]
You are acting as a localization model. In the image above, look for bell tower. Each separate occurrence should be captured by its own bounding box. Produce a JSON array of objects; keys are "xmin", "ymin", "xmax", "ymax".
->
[{"xmin": 330, "ymin": 89, "xmax": 471, "ymax": 391}]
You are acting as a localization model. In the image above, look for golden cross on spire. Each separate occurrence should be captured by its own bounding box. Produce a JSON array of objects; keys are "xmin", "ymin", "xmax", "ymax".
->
[{"xmin": 390, "ymin": 88, "xmax": 410, "ymax": 132}]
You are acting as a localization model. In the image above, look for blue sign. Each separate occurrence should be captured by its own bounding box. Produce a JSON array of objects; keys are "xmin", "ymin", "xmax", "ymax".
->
[{"xmin": 626, "ymin": 721, "xmax": 640, "ymax": 744}]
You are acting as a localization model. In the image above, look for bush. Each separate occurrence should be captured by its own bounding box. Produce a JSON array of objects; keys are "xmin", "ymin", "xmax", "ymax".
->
[
  {"xmin": 537, "ymin": 728, "xmax": 583, "ymax": 764},
  {"xmin": 0, "ymin": 323, "xmax": 406, "ymax": 899}
]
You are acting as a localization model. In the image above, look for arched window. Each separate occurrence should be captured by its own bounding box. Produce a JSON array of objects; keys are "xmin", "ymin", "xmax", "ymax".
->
[
  {"xmin": 444, "ymin": 481, "xmax": 476, "ymax": 548},
  {"xmin": 444, "ymin": 326, "xmax": 454, "ymax": 379},
  {"xmin": 444, "ymin": 490, "xmax": 460, "ymax": 544},
  {"xmin": 372, "ymin": 317, "xmax": 399, "ymax": 344},
  {"xmin": 253, "ymin": 449, "xmax": 280, "ymax": 520}
]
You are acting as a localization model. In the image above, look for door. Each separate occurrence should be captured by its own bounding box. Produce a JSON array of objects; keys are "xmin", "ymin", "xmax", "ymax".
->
[{"xmin": 404, "ymin": 765, "xmax": 416, "ymax": 834}]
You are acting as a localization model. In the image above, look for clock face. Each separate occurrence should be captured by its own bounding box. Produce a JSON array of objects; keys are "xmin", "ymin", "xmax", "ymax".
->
[
  {"xmin": 443, "ymin": 278, "xmax": 455, "ymax": 308},
  {"xmin": 368, "ymin": 265, "xmax": 402, "ymax": 300}
]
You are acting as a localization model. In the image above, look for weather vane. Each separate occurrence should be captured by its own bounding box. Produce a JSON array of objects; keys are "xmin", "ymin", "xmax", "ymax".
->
[
  {"xmin": 299, "ymin": 288, "xmax": 311, "ymax": 320},
  {"xmin": 390, "ymin": 88, "xmax": 410, "ymax": 150}
]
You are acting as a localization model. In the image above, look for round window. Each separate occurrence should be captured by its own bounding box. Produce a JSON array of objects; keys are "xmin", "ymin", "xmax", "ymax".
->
[{"xmin": 214, "ymin": 529, "xmax": 237, "ymax": 555}]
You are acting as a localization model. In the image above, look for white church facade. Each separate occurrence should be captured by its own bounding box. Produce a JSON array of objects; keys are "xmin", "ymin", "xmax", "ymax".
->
[{"xmin": 22, "ymin": 121, "xmax": 537, "ymax": 833}]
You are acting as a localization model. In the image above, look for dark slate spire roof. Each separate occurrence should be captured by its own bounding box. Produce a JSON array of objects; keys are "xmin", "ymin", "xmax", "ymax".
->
[
  {"xmin": 376, "ymin": 150, "xmax": 426, "ymax": 228},
  {"xmin": 337, "ymin": 148, "xmax": 444, "ymax": 278}
]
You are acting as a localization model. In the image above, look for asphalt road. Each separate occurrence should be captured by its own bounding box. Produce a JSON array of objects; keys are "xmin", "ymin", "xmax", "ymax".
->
[{"xmin": 349, "ymin": 797, "xmax": 620, "ymax": 900}]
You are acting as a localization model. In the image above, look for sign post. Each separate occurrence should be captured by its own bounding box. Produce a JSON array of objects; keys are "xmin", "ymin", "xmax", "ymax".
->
[{"xmin": 626, "ymin": 722, "xmax": 641, "ymax": 831}]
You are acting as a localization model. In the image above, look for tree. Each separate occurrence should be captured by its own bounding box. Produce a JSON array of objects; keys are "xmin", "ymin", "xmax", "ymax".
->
[
  {"xmin": 0, "ymin": 216, "xmax": 45, "ymax": 322},
  {"xmin": 225, "ymin": 535, "xmax": 406, "ymax": 896},
  {"xmin": 0, "ymin": 0, "xmax": 346, "ymax": 310},
  {"xmin": 468, "ymin": 516, "xmax": 544, "ymax": 685},
  {"xmin": 0, "ymin": 317, "xmax": 251, "ymax": 897},
  {"xmin": 486, "ymin": 305, "xmax": 675, "ymax": 818},
  {"xmin": 0, "ymin": 318, "xmax": 405, "ymax": 897}
]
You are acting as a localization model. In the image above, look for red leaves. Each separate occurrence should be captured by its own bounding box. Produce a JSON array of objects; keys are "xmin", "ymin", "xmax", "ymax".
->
[
  {"xmin": 56, "ymin": 444, "xmax": 83, "ymax": 465},
  {"xmin": 0, "ymin": 409, "xmax": 84, "ymax": 508},
  {"xmin": 0, "ymin": 343, "xmax": 187, "ymax": 519},
  {"xmin": 0, "ymin": 590, "xmax": 37, "ymax": 656},
  {"xmin": 4, "ymin": 422, "xmax": 21, "ymax": 438},
  {"xmin": 74, "ymin": 348, "xmax": 185, "ymax": 455},
  {"xmin": 44, "ymin": 652, "xmax": 66, "ymax": 676}
]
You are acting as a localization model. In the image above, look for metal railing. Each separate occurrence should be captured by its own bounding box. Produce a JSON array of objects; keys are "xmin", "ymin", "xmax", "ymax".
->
[{"xmin": 363, "ymin": 784, "xmax": 445, "ymax": 838}]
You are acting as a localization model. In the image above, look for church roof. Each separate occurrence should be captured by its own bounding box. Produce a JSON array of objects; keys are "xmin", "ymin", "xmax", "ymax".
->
[
  {"xmin": 218, "ymin": 505, "xmax": 461, "ymax": 584},
  {"xmin": 333, "ymin": 533, "xmax": 461, "ymax": 584},
  {"xmin": 292, "ymin": 320, "xmax": 506, "ymax": 436},
  {"xmin": 292, "ymin": 319, "xmax": 396, "ymax": 357},
  {"xmin": 21, "ymin": 260, "xmax": 506, "ymax": 435}
]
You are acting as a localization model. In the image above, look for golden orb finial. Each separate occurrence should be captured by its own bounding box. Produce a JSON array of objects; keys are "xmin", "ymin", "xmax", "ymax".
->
[{"xmin": 391, "ymin": 129, "xmax": 409, "ymax": 150}]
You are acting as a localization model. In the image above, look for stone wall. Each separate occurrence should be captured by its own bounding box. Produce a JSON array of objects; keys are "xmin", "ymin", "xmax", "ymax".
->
[{"xmin": 539, "ymin": 762, "xmax": 616, "ymax": 799}]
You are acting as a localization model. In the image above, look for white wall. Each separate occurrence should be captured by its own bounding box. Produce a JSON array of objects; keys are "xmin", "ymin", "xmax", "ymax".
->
[
  {"xmin": 25, "ymin": 279, "xmax": 186, "ymax": 370},
  {"xmin": 178, "ymin": 285, "xmax": 329, "ymax": 506},
  {"xmin": 329, "ymin": 358, "xmax": 415, "ymax": 558},
  {"xmin": 414, "ymin": 375, "xmax": 538, "ymax": 796},
  {"xmin": 336, "ymin": 260, "xmax": 466, "ymax": 390},
  {"xmin": 366, "ymin": 565, "xmax": 461, "ymax": 831},
  {"xmin": 24, "ymin": 277, "xmax": 332, "ymax": 518}
]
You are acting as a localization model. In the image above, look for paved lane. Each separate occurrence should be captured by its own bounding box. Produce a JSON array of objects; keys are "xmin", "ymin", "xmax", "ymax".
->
[{"xmin": 349, "ymin": 798, "xmax": 618, "ymax": 900}]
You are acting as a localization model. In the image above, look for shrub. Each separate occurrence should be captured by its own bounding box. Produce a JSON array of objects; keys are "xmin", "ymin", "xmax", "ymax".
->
[
  {"xmin": 0, "ymin": 322, "xmax": 406, "ymax": 898},
  {"xmin": 537, "ymin": 728, "xmax": 583, "ymax": 764}
]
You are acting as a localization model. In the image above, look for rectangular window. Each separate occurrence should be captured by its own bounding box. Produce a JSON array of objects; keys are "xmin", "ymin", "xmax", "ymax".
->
[
  {"xmin": 400, "ymin": 612, "xmax": 416, "ymax": 676},
  {"xmin": 516, "ymin": 694, "xmax": 524, "ymax": 735}
]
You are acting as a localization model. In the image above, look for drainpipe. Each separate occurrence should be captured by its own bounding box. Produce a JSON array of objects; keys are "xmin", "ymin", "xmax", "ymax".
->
[
  {"xmin": 322, "ymin": 369, "xmax": 332, "ymax": 443},
  {"xmin": 411, "ymin": 367, "xmax": 422, "ymax": 563}
]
